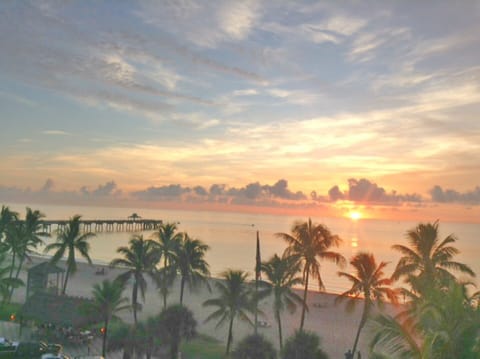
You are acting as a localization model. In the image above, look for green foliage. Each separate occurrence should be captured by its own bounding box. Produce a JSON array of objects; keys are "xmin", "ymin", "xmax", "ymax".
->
[
  {"xmin": 233, "ymin": 334, "xmax": 277, "ymax": 359},
  {"xmin": 369, "ymin": 280, "xmax": 480, "ymax": 359},
  {"xmin": 157, "ymin": 304, "xmax": 197, "ymax": 359},
  {"xmin": 281, "ymin": 330, "xmax": 329, "ymax": 359}
]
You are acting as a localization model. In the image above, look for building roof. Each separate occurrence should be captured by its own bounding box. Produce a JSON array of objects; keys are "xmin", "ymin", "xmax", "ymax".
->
[{"xmin": 28, "ymin": 261, "xmax": 65, "ymax": 275}]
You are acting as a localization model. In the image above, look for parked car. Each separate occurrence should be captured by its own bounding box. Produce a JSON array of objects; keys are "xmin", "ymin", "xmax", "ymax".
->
[{"xmin": 0, "ymin": 340, "xmax": 62, "ymax": 359}]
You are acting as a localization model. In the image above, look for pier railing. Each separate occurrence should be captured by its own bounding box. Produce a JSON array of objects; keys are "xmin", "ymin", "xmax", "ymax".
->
[{"xmin": 17, "ymin": 219, "xmax": 163, "ymax": 233}]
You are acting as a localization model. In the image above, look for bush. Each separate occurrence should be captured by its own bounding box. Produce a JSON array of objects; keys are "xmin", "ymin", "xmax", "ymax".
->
[
  {"xmin": 233, "ymin": 334, "xmax": 276, "ymax": 359},
  {"xmin": 282, "ymin": 330, "xmax": 329, "ymax": 359}
]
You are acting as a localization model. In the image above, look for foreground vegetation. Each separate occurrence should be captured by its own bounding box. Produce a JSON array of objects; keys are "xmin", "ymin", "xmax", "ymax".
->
[{"xmin": 1, "ymin": 204, "xmax": 479, "ymax": 358}]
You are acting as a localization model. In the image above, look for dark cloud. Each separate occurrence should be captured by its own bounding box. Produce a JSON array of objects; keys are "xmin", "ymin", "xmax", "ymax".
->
[
  {"xmin": 328, "ymin": 185, "xmax": 344, "ymax": 201},
  {"xmin": 193, "ymin": 186, "xmax": 208, "ymax": 196},
  {"xmin": 268, "ymin": 179, "xmax": 306, "ymax": 200},
  {"xmin": 79, "ymin": 181, "xmax": 121, "ymax": 197},
  {"xmin": 430, "ymin": 185, "xmax": 480, "ymax": 205},
  {"xmin": 132, "ymin": 184, "xmax": 192, "ymax": 201},
  {"xmin": 328, "ymin": 178, "xmax": 422, "ymax": 204},
  {"xmin": 40, "ymin": 178, "xmax": 54, "ymax": 192},
  {"xmin": 209, "ymin": 184, "xmax": 226, "ymax": 196}
]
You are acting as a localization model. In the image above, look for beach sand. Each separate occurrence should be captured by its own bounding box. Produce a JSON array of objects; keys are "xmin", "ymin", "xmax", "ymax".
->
[{"xmin": 11, "ymin": 256, "xmax": 400, "ymax": 358}]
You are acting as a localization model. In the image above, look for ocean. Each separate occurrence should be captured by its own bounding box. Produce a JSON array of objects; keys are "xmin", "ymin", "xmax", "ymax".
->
[{"xmin": 6, "ymin": 203, "xmax": 480, "ymax": 294}]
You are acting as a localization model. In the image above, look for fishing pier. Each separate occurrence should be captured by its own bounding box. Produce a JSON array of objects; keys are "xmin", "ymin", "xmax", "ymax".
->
[{"xmin": 37, "ymin": 218, "xmax": 163, "ymax": 233}]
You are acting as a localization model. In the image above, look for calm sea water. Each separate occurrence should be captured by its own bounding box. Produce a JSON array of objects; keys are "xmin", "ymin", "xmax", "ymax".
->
[{"xmin": 7, "ymin": 203, "xmax": 480, "ymax": 294}]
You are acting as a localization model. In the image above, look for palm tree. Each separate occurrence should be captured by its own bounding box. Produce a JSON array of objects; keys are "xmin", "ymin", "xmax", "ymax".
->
[
  {"xmin": 281, "ymin": 330, "xmax": 329, "ymax": 359},
  {"xmin": 85, "ymin": 279, "xmax": 130, "ymax": 358},
  {"xmin": 392, "ymin": 221, "xmax": 475, "ymax": 295},
  {"xmin": 151, "ymin": 222, "xmax": 182, "ymax": 308},
  {"xmin": 370, "ymin": 280, "xmax": 480, "ymax": 358},
  {"xmin": 9, "ymin": 208, "xmax": 47, "ymax": 300},
  {"xmin": 233, "ymin": 334, "xmax": 276, "ymax": 359},
  {"xmin": 336, "ymin": 252, "xmax": 398, "ymax": 356},
  {"xmin": 44, "ymin": 215, "xmax": 95, "ymax": 294},
  {"xmin": 156, "ymin": 304, "xmax": 197, "ymax": 359},
  {"xmin": 276, "ymin": 218, "xmax": 345, "ymax": 330},
  {"xmin": 259, "ymin": 254, "xmax": 304, "ymax": 349},
  {"xmin": 203, "ymin": 270, "xmax": 255, "ymax": 355},
  {"xmin": 0, "ymin": 206, "xmax": 19, "ymax": 287},
  {"xmin": 176, "ymin": 233, "xmax": 210, "ymax": 304},
  {"xmin": 0, "ymin": 253, "xmax": 23, "ymax": 303},
  {"xmin": 0, "ymin": 205, "xmax": 18, "ymax": 242},
  {"xmin": 110, "ymin": 234, "xmax": 159, "ymax": 324}
]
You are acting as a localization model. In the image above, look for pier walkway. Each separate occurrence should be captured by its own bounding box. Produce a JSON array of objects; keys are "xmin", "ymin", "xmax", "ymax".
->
[{"xmin": 20, "ymin": 219, "xmax": 163, "ymax": 233}]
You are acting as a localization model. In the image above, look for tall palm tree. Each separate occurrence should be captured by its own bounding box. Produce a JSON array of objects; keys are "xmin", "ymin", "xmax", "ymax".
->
[
  {"xmin": 336, "ymin": 252, "xmax": 398, "ymax": 356},
  {"xmin": 203, "ymin": 270, "xmax": 254, "ymax": 355},
  {"xmin": 392, "ymin": 221, "xmax": 475, "ymax": 295},
  {"xmin": 276, "ymin": 218, "xmax": 345, "ymax": 330},
  {"xmin": 9, "ymin": 208, "xmax": 48, "ymax": 300},
  {"xmin": 85, "ymin": 279, "xmax": 130, "ymax": 358},
  {"xmin": 258, "ymin": 254, "xmax": 303, "ymax": 349},
  {"xmin": 110, "ymin": 234, "xmax": 159, "ymax": 324},
  {"xmin": 176, "ymin": 233, "xmax": 210, "ymax": 304},
  {"xmin": 44, "ymin": 215, "xmax": 94, "ymax": 294},
  {"xmin": 151, "ymin": 222, "xmax": 182, "ymax": 308}
]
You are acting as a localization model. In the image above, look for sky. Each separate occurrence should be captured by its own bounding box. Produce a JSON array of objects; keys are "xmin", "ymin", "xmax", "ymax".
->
[{"xmin": 1, "ymin": 1, "xmax": 480, "ymax": 223}]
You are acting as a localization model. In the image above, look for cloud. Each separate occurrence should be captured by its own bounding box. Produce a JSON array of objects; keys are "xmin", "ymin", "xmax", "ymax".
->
[
  {"xmin": 42, "ymin": 130, "xmax": 70, "ymax": 136},
  {"xmin": 40, "ymin": 178, "xmax": 54, "ymax": 192},
  {"xmin": 430, "ymin": 185, "xmax": 480, "ymax": 205},
  {"xmin": 137, "ymin": 0, "xmax": 260, "ymax": 48},
  {"xmin": 328, "ymin": 178, "xmax": 422, "ymax": 204}
]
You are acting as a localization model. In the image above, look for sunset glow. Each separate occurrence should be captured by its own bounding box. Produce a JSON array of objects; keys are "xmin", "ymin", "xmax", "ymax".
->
[
  {"xmin": 0, "ymin": 1, "xmax": 479, "ymax": 223},
  {"xmin": 349, "ymin": 211, "xmax": 362, "ymax": 221}
]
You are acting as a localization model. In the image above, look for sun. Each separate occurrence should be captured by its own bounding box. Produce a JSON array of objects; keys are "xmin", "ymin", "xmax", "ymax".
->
[{"xmin": 349, "ymin": 211, "xmax": 362, "ymax": 221}]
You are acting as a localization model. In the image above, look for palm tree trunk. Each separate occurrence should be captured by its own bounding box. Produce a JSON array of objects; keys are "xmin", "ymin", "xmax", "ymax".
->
[
  {"xmin": 171, "ymin": 338, "xmax": 179, "ymax": 359},
  {"xmin": 102, "ymin": 319, "xmax": 108, "ymax": 358},
  {"xmin": 62, "ymin": 268, "xmax": 71, "ymax": 295},
  {"xmin": 9, "ymin": 256, "xmax": 24, "ymax": 301},
  {"xmin": 276, "ymin": 309, "xmax": 283, "ymax": 350},
  {"xmin": 132, "ymin": 281, "xmax": 138, "ymax": 325},
  {"xmin": 163, "ymin": 289, "xmax": 167, "ymax": 309},
  {"xmin": 351, "ymin": 299, "xmax": 369, "ymax": 355},
  {"xmin": 179, "ymin": 276, "xmax": 185, "ymax": 305},
  {"xmin": 300, "ymin": 267, "xmax": 309, "ymax": 330},
  {"xmin": 8, "ymin": 252, "xmax": 16, "ymax": 283},
  {"xmin": 226, "ymin": 315, "xmax": 234, "ymax": 355}
]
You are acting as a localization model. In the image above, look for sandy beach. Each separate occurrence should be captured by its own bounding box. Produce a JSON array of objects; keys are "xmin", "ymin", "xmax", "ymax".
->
[{"xmin": 11, "ymin": 255, "xmax": 399, "ymax": 358}]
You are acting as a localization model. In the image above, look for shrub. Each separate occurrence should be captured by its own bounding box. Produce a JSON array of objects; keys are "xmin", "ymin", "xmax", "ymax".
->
[
  {"xmin": 282, "ymin": 330, "xmax": 329, "ymax": 359},
  {"xmin": 233, "ymin": 334, "xmax": 276, "ymax": 359}
]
